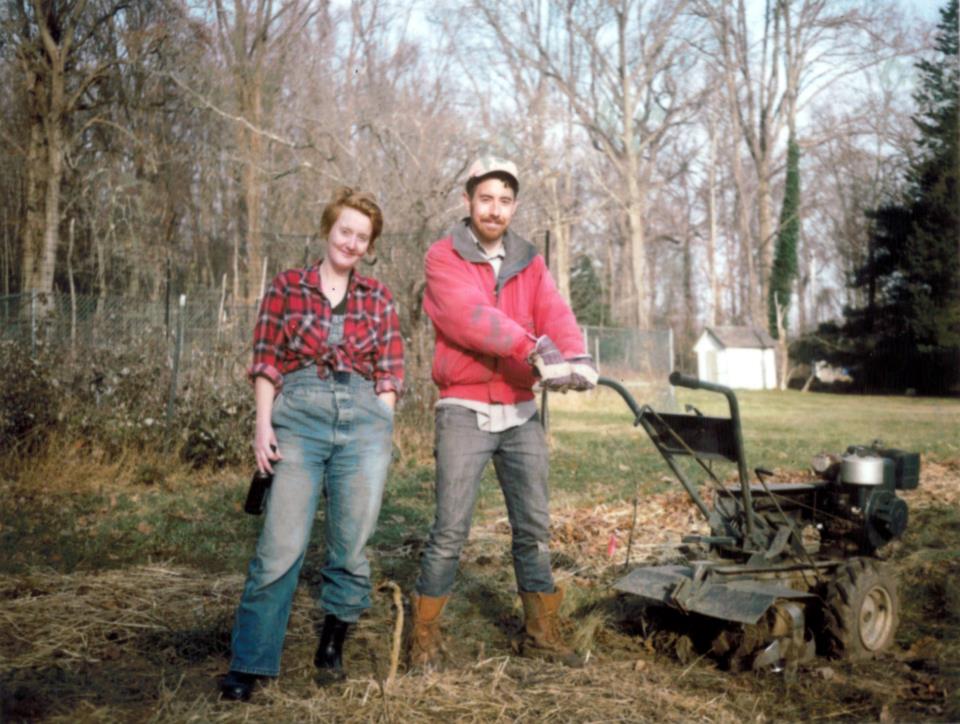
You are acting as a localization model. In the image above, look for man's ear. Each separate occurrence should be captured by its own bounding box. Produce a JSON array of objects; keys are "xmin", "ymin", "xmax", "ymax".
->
[{"xmin": 462, "ymin": 190, "xmax": 471, "ymax": 212}]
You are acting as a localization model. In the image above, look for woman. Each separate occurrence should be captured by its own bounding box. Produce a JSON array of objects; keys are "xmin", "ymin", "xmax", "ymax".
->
[{"xmin": 220, "ymin": 188, "xmax": 403, "ymax": 701}]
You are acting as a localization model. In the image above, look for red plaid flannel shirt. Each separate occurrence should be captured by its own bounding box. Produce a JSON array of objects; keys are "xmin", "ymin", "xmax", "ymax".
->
[{"xmin": 248, "ymin": 265, "xmax": 404, "ymax": 395}]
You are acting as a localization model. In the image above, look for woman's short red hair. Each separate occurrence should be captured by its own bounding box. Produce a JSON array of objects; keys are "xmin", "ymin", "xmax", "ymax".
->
[{"xmin": 320, "ymin": 187, "xmax": 384, "ymax": 249}]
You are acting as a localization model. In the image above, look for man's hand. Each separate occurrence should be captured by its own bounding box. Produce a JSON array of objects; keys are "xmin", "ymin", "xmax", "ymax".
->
[
  {"xmin": 530, "ymin": 338, "xmax": 599, "ymax": 392},
  {"xmin": 528, "ymin": 336, "xmax": 572, "ymax": 389},
  {"xmin": 565, "ymin": 355, "xmax": 598, "ymax": 391}
]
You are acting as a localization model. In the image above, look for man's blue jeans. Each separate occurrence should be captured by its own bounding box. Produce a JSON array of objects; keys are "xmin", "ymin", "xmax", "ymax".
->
[
  {"xmin": 415, "ymin": 405, "xmax": 554, "ymax": 597},
  {"xmin": 229, "ymin": 367, "xmax": 393, "ymax": 677}
]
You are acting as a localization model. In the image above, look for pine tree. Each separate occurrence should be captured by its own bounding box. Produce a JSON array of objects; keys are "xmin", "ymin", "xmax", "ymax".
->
[
  {"xmin": 768, "ymin": 136, "xmax": 801, "ymax": 338},
  {"xmin": 841, "ymin": 0, "xmax": 959, "ymax": 393},
  {"xmin": 570, "ymin": 254, "xmax": 609, "ymax": 326}
]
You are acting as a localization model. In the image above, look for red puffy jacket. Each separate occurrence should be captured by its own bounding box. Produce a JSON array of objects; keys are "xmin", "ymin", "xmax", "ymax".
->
[{"xmin": 424, "ymin": 220, "xmax": 586, "ymax": 403}]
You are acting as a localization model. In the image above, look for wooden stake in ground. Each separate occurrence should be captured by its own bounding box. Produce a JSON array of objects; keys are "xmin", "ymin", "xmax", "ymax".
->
[{"xmin": 378, "ymin": 580, "xmax": 403, "ymax": 692}]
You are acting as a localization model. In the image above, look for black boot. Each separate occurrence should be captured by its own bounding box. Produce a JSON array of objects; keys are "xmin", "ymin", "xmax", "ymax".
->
[
  {"xmin": 314, "ymin": 614, "xmax": 350, "ymax": 684},
  {"xmin": 219, "ymin": 670, "xmax": 263, "ymax": 701}
]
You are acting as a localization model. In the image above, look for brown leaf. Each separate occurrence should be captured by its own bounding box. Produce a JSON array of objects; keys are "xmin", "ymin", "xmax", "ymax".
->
[{"xmin": 902, "ymin": 636, "xmax": 939, "ymax": 661}]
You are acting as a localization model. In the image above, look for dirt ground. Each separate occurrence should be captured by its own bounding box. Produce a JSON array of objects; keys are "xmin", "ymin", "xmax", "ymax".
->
[{"xmin": 1, "ymin": 462, "xmax": 958, "ymax": 722}]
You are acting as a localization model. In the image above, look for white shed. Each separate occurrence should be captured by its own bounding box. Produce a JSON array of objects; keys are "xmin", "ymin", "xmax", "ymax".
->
[{"xmin": 693, "ymin": 326, "xmax": 778, "ymax": 390}]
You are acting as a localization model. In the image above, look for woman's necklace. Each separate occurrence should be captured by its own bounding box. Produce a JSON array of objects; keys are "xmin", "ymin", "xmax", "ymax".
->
[{"xmin": 319, "ymin": 262, "xmax": 348, "ymax": 295}]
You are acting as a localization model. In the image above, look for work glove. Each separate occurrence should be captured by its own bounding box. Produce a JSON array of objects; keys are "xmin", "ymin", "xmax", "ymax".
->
[
  {"xmin": 565, "ymin": 355, "xmax": 598, "ymax": 391},
  {"xmin": 528, "ymin": 335, "xmax": 572, "ymax": 390}
]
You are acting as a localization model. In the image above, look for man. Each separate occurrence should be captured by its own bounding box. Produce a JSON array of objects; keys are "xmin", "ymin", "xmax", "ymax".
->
[{"xmin": 409, "ymin": 156, "xmax": 597, "ymax": 670}]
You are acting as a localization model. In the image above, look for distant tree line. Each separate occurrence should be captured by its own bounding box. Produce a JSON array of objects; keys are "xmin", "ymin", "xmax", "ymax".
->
[
  {"xmin": 0, "ymin": 0, "xmax": 939, "ymax": 386},
  {"xmin": 795, "ymin": 0, "xmax": 958, "ymax": 394}
]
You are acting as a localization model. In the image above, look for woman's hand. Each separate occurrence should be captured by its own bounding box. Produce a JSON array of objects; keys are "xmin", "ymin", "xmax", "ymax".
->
[
  {"xmin": 253, "ymin": 419, "xmax": 282, "ymax": 474},
  {"xmin": 377, "ymin": 391, "xmax": 397, "ymax": 410},
  {"xmin": 253, "ymin": 376, "xmax": 283, "ymax": 474}
]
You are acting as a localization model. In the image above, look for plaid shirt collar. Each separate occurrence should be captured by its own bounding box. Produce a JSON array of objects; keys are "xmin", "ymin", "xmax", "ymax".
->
[{"xmin": 300, "ymin": 261, "xmax": 375, "ymax": 295}]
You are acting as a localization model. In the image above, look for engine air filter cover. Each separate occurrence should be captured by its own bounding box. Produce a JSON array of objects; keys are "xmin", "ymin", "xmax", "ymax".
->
[{"xmin": 841, "ymin": 454, "xmax": 885, "ymax": 486}]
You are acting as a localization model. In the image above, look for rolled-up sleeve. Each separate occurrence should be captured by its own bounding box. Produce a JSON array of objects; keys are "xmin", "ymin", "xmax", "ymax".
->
[
  {"xmin": 247, "ymin": 275, "xmax": 287, "ymax": 389},
  {"xmin": 373, "ymin": 294, "xmax": 405, "ymax": 396}
]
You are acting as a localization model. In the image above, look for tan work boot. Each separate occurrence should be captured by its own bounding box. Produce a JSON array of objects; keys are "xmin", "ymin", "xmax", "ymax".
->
[
  {"xmin": 519, "ymin": 587, "xmax": 584, "ymax": 668},
  {"xmin": 407, "ymin": 592, "xmax": 449, "ymax": 671}
]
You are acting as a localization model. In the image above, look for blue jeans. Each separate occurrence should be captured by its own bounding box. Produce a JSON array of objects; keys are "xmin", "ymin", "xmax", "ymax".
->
[
  {"xmin": 229, "ymin": 367, "xmax": 394, "ymax": 677},
  {"xmin": 415, "ymin": 405, "xmax": 554, "ymax": 597}
]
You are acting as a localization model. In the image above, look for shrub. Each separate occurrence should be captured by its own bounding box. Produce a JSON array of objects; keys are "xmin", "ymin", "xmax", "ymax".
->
[
  {"xmin": 0, "ymin": 341, "xmax": 60, "ymax": 455},
  {"xmin": 56, "ymin": 334, "xmax": 171, "ymax": 456},
  {"xmin": 177, "ymin": 374, "xmax": 254, "ymax": 468}
]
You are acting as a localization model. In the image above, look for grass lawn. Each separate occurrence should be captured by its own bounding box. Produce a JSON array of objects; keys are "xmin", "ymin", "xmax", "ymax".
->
[{"xmin": 548, "ymin": 384, "xmax": 960, "ymax": 505}]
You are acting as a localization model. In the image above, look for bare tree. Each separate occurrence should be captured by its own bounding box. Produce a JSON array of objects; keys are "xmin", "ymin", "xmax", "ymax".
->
[
  {"xmin": 6, "ymin": 0, "xmax": 129, "ymax": 302},
  {"xmin": 468, "ymin": 0, "xmax": 705, "ymax": 329},
  {"xmin": 698, "ymin": 0, "xmax": 908, "ymax": 326},
  {"xmin": 212, "ymin": 0, "xmax": 317, "ymax": 302},
  {"xmin": 801, "ymin": 76, "xmax": 914, "ymax": 323}
]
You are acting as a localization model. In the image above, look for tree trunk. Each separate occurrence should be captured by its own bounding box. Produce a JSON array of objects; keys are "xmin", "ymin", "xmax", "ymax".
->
[
  {"xmin": 729, "ymin": 140, "xmax": 757, "ymax": 324},
  {"xmin": 614, "ymin": 230, "xmax": 633, "ymax": 324},
  {"xmin": 625, "ymin": 173, "xmax": 648, "ymax": 330},
  {"xmin": 797, "ymin": 246, "xmax": 810, "ymax": 332},
  {"xmin": 42, "ymin": 124, "xmax": 63, "ymax": 296},
  {"xmin": 775, "ymin": 293, "xmax": 789, "ymax": 390},
  {"xmin": 756, "ymin": 161, "xmax": 774, "ymax": 324},
  {"xmin": 683, "ymin": 219, "xmax": 696, "ymax": 356},
  {"xmin": 95, "ymin": 229, "xmax": 106, "ymax": 316},
  {"xmin": 21, "ymin": 123, "xmax": 46, "ymax": 297},
  {"xmin": 707, "ymin": 124, "xmax": 719, "ymax": 327},
  {"xmin": 21, "ymin": 116, "xmax": 64, "ymax": 311},
  {"xmin": 15, "ymin": 1, "xmax": 81, "ymax": 311},
  {"xmin": 243, "ymin": 77, "xmax": 265, "ymax": 303},
  {"xmin": 67, "ymin": 218, "xmax": 76, "ymax": 356},
  {"xmin": 547, "ymin": 176, "xmax": 571, "ymax": 303}
]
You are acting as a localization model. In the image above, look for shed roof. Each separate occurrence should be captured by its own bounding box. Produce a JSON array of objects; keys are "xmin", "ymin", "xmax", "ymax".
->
[{"xmin": 703, "ymin": 326, "xmax": 776, "ymax": 349}]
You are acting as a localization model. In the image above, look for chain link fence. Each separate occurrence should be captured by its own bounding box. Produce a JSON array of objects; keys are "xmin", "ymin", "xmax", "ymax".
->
[
  {"xmin": 582, "ymin": 325, "xmax": 677, "ymax": 410},
  {"xmin": 1, "ymin": 292, "xmax": 676, "ymax": 408},
  {"xmin": 1, "ymin": 291, "xmax": 253, "ymax": 359}
]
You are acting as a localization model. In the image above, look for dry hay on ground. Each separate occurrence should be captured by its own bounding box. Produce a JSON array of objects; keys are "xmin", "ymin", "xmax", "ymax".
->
[
  {"xmin": 0, "ymin": 565, "xmax": 751, "ymax": 722},
  {"xmin": 1, "ymin": 558, "xmax": 953, "ymax": 722},
  {"xmin": 0, "ymin": 566, "xmax": 240, "ymax": 673},
  {"xmin": 902, "ymin": 458, "xmax": 960, "ymax": 508}
]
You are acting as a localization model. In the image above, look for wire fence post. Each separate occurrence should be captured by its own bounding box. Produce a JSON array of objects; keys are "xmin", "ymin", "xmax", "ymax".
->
[
  {"xmin": 164, "ymin": 258, "xmax": 171, "ymax": 339},
  {"xmin": 165, "ymin": 294, "xmax": 186, "ymax": 439},
  {"xmin": 30, "ymin": 289, "xmax": 37, "ymax": 356}
]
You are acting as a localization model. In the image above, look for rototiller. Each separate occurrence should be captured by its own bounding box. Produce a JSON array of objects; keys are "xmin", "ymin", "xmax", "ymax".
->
[{"xmin": 599, "ymin": 372, "xmax": 919, "ymax": 671}]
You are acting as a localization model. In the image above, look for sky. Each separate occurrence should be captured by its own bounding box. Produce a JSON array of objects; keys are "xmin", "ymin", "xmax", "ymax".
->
[{"xmin": 902, "ymin": 0, "xmax": 945, "ymax": 22}]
